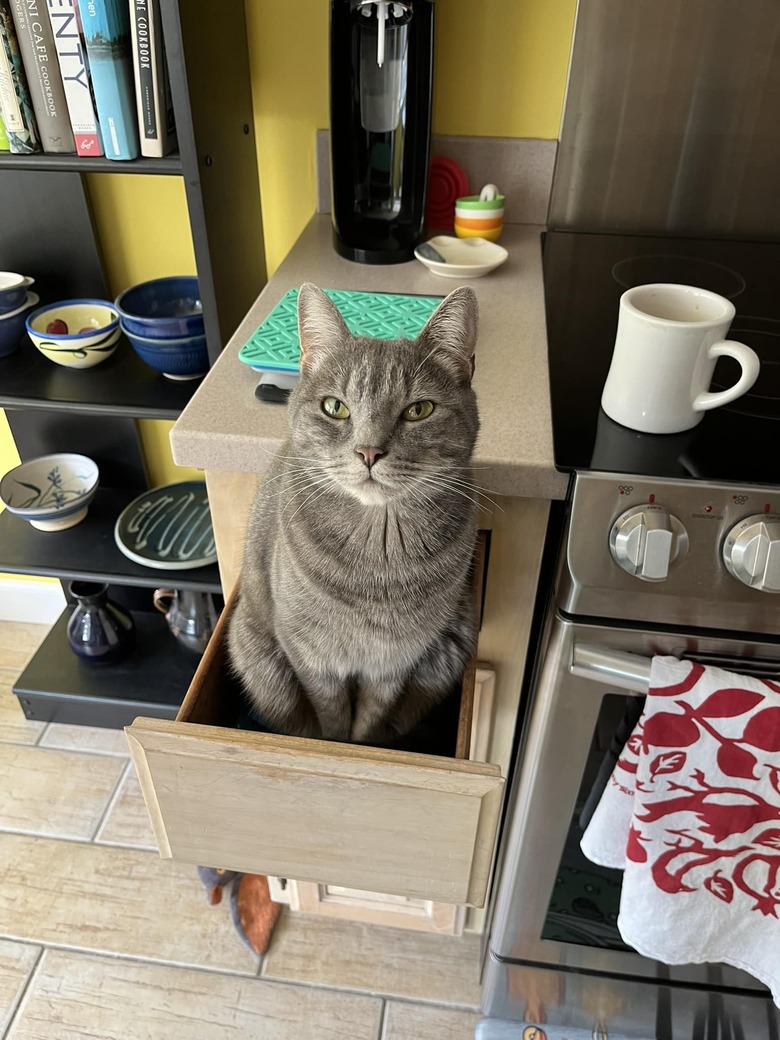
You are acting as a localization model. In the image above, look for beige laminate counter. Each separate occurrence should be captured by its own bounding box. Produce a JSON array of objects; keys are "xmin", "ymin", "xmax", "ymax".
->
[{"xmin": 171, "ymin": 215, "xmax": 569, "ymax": 501}]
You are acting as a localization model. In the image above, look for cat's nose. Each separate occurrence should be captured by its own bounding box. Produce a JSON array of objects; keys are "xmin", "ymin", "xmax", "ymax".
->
[{"xmin": 355, "ymin": 446, "xmax": 385, "ymax": 469}]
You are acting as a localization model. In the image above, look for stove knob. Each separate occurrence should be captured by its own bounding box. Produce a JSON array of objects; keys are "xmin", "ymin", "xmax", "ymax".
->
[
  {"xmin": 609, "ymin": 504, "xmax": 688, "ymax": 581},
  {"xmin": 723, "ymin": 514, "xmax": 780, "ymax": 592}
]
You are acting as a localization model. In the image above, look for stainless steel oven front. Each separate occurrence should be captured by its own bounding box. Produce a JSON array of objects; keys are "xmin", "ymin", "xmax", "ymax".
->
[{"xmin": 481, "ymin": 472, "xmax": 780, "ymax": 1039}]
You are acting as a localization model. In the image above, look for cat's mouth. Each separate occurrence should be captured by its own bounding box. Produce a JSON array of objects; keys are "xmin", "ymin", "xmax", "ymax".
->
[{"xmin": 349, "ymin": 472, "xmax": 392, "ymax": 505}]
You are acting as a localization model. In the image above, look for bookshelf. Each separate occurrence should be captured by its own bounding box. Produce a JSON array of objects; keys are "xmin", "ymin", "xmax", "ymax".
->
[
  {"xmin": 0, "ymin": 153, "xmax": 183, "ymax": 174},
  {"xmin": 0, "ymin": 0, "xmax": 266, "ymax": 727}
]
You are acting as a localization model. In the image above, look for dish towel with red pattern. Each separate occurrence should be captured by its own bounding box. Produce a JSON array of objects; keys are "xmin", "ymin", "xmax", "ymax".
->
[{"xmin": 581, "ymin": 656, "xmax": 780, "ymax": 1004}]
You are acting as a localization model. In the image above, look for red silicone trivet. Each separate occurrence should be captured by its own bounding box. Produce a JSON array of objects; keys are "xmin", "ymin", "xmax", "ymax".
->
[{"xmin": 426, "ymin": 155, "xmax": 470, "ymax": 231}]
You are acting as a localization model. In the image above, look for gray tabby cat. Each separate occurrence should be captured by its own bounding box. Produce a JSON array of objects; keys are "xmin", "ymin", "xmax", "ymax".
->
[{"xmin": 227, "ymin": 282, "xmax": 480, "ymax": 745}]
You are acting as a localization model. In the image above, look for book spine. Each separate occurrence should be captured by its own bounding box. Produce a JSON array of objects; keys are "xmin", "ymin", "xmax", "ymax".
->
[
  {"xmin": 0, "ymin": 0, "xmax": 41, "ymax": 152},
  {"xmin": 9, "ymin": 0, "xmax": 75, "ymax": 152},
  {"xmin": 76, "ymin": 0, "xmax": 138, "ymax": 160},
  {"xmin": 130, "ymin": 0, "xmax": 174, "ymax": 158},
  {"xmin": 45, "ymin": 0, "xmax": 102, "ymax": 155},
  {"xmin": 0, "ymin": 107, "xmax": 9, "ymax": 148}
]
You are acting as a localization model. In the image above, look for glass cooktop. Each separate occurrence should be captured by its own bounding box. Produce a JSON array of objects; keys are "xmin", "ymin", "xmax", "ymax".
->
[{"xmin": 543, "ymin": 231, "xmax": 780, "ymax": 486}]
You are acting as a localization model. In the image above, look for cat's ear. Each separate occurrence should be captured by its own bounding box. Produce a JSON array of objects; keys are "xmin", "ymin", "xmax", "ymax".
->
[
  {"xmin": 417, "ymin": 286, "xmax": 478, "ymax": 382},
  {"xmin": 297, "ymin": 283, "xmax": 351, "ymax": 374}
]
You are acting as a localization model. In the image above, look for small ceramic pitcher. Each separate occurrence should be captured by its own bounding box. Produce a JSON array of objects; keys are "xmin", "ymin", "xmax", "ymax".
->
[
  {"xmin": 153, "ymin": 588, "xmax": 219, "ymax": 655},
  {"xmin": 66, "ymin": 581, "xmax": 135, "ymax": 664}
]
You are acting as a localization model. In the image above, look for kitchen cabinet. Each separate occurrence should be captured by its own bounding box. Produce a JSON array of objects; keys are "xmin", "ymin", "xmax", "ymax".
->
[
  {"xmin": 124, "ymin": 217, "xmax": 555, "ymax": 926},
  {"xmin": 268, "ymin": 668, "xmax": 496, "ymax": 934},
  {"xmin": 127, "ymin": 487, "xmax": 549, "ymax": 920},
  {"xmin": 0, "ymin": 0, "xmax": 266, "ymax": 727}
]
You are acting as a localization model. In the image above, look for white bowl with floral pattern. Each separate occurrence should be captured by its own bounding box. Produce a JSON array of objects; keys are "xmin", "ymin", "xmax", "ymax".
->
[{"xmin": 0, "ymin": 453, "xmax": 99, "ymax": 531}]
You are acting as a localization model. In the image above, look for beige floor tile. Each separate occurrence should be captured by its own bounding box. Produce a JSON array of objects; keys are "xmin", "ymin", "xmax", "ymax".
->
[
  {"xmin": 383, "ymin": 1001, "xmax": 480, "ymax": 1039},
  {"xmin": 0, "ymin": 672, "xmax": 45, "ymax": 745},
  {"xmin": 262, "ymin": 913, "xmax": 482, "ymax": 1008},
  {"xmin": 39, "ymin": 722, "xmax": 130, "ymax": 756},
  {"xmin": 0, "ymin": 623, "xmax": 48, "ymax": 673},
  {"xmin": 0, "ymin": 743, "xmax": 124, "ymax": 840},
  {"xmin": 95, "ymin": 765, "xmax": 157, "ymax": 850},
  {"xmin": 9, "ymin": 949, "xmax": 383, "ymax": 1040},
  {"xmin": 0, "ymin": 940, "xmax": 40, "ymax": 1036},
  {"xmin": 0, "ymin": 833, "xmax": 258, "ymax": 975}
]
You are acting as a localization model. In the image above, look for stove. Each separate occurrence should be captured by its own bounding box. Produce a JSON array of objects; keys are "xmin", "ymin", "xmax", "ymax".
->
[
  {"xmin": 481, "ymin": 231, "xmax": 780, "ymax": 1039},
  {"xmin": 543, "ymin": 231, "xmax": 780, "ymax": 487}
]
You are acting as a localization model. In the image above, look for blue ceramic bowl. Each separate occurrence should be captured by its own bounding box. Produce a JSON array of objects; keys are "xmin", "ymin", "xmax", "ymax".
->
[
  {"xmin": 0, "ymin": 452, "xmax": 99, "ymax": 531},
  {"xmin": 0, "ymin": 292, "xmax": 39, "ymax": 357},
  {"xmin": 115, "ymin": 277, "xmax": 204, "ymax": 339},
  {"xmin": 121, "ymin": 324, "xmax": 209, "ymax": 380},
  {"xmin": 0, "ymin": 273, "xmax": 34, "ymax": 315}
]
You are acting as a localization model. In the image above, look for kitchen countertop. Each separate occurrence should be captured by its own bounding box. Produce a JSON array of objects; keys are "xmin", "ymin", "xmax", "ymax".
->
[{"xmin": 171, "ymin": 215, "xmax": 569, "ymax": 501}]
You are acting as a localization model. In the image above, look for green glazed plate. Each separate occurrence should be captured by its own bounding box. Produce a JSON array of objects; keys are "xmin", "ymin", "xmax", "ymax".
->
[{"xmin": 114, "ymin": 481, "xmax": 216, "ymax": 570}]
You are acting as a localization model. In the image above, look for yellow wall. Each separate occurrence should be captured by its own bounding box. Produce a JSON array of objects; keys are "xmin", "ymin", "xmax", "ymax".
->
[
  {"xmin": 85, "ymin": 173, "xmax": 204, "ymax": 488},
  {"xmin": 246, "ymin": 0, "xmax": 577, "ymax": 275}
]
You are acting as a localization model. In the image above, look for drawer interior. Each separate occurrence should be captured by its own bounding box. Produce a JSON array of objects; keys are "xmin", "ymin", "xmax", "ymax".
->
[
  {"xmin": 178, "ymin": 596, "xmax": 474, "ymax": 761},
  {"xmin": 179, "ymin": 529, "xmax": 488, "ymax": 759}
]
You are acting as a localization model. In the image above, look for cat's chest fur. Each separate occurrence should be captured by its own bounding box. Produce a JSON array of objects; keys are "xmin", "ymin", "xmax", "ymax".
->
[{"xmin": 271, "ymin": 494, "xmax": 474, "ymax": 680}]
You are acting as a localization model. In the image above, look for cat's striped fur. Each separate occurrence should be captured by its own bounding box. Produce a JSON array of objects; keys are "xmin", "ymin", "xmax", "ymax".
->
[{"xmin": 227, "ymin": 283, "xmax": 480, "ymax": 744}]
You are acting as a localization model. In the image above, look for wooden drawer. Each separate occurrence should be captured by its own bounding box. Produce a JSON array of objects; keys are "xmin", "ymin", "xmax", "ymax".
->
[
  {"xmin": 126, "ymin": 543, "xmax": 504, "ymax": 908},
  {"xmin": 270, "ymin": 668, "xmax": 496, "ymax": 935}
]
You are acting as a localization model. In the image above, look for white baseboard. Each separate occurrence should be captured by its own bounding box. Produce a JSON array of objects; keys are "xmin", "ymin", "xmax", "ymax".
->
[{"xmin": 0, "ymin": 578, "xmax": 66, "ymax": 624}]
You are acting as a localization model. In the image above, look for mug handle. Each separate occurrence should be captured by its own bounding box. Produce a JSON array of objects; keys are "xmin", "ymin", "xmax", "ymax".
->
[
  {"xmin": 153, "ymin": 588, "xmax": 175, "ymax": 615},
  {"xmin": 693, "ymin": 340, "xmax": 760, "ymax": 413}
]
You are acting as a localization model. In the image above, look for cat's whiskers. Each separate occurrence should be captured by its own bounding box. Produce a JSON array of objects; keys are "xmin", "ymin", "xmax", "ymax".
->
[
  {"xmin": 281, "ymin": 479, "xmax": 337, "ymax": 516},
  {"xmin": 271, "ymin": 469, "xmax": 342, "ymax": 501},
  {"xmin": 433, "ymin": 478, "xmax": 503, "ymax": 513},
  {"xmin": 251, "ymin": 441, "xmax": 332, "ymax": 466},
  {"xmin": 282, "ymin": 476, "xmax": 340, "ymax": 531},
  {"xmin": 410, "ymin": 463, "xmax": 498, "ymax": 495},
  {"xmin": 393, "ymin": 463, "xmax": 503, "ymax": 512},
  {"xmin": 274, "ymin": 481, "xmax": 327, "ymax": 505},
  {"xmin": 394, "ymin": 476, "xmax": 458, "ymax": 523},
  {"xmin": 412, "ymin": 473, "xmax": 493, "ymax": 513},
  {"xmin": 430, "ymin": 478, "xmax": 501, "ymax": 510},
  {"xmin": 263, "ymin": 460, "xmax": 341, "ymax": 490}
]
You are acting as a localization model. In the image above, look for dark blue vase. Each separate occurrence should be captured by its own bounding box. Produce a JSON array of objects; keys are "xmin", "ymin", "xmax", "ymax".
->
[{"xmin": 66, "ymin": 581, "xmax": 135, "ymax": 664}]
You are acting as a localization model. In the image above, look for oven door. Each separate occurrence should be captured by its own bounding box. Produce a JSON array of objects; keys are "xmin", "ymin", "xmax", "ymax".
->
[{"xmin": 488, "ymin": 610, "xmax": 780, "ymax": 992}]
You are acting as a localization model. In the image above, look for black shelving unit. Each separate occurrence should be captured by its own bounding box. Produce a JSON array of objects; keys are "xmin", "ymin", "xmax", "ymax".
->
[
  {"xmin": 0, "ymin": 488, "xmax": 221, "ymax": 592},
  {"xmin": 0, "ymin": 0, "xmax": 267, "ymax": 727},
  {"xmin": 0, "ymin": 153, "xmax": 183, "ymax": 174},
  {"xmin": 0, "ymin": 332, "xmax": 204, "ymax": 419},
  {"xmin": 15, "ymin": 610, "xmax": 202, "ymax": 726}
]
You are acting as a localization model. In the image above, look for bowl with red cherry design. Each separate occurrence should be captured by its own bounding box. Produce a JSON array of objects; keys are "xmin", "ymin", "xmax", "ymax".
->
[{"xmin": 25, "ymin": 299, "xmax": 120, "ymax": 369}]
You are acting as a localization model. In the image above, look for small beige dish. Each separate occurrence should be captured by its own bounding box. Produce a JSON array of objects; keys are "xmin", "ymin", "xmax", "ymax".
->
[{"xmin": 414, "ymin": 236, "xmax": 509, "ymax": 278}]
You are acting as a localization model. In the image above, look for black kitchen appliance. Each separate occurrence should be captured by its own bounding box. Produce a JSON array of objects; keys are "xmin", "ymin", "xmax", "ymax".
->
[{"xmin": 329, "ymin": 0, "xmax": 434, "ymax": 264}]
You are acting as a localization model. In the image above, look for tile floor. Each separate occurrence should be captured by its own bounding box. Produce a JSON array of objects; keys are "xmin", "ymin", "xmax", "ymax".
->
[{"xmin": 0, "ymin": 621, "xmax": 483, "ymax": 1039}]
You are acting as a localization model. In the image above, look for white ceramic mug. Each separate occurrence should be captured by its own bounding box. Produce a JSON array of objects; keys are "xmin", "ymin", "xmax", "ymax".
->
[{"xmin": 601, "ymin": 283, "xmax": 760, "ymax": 434}]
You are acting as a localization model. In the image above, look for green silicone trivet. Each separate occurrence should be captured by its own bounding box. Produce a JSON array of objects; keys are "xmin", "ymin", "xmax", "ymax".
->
[{"xmin": 238, "ymin": 288, "xmax": 443, "ymax": 373}]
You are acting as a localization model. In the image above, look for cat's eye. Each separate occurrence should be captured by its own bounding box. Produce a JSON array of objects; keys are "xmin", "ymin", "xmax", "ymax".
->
[
  {"xmin": 403, "ymin": 400, "xmax": 434, "ymax": 422},
  {"xmin": 322, "ymin": 397, "xmax": 350, "ymax": 419}
]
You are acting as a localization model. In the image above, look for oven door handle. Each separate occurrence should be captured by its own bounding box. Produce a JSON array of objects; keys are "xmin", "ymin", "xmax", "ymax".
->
[{"xmin": 570, "ymin": 643, "xmax": 651, "ymax": 693}]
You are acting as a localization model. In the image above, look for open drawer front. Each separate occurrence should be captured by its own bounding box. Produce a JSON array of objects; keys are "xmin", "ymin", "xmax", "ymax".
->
[{"xmin": 126, "ymin": 538, "xmax": 503, "ymax": 908}]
